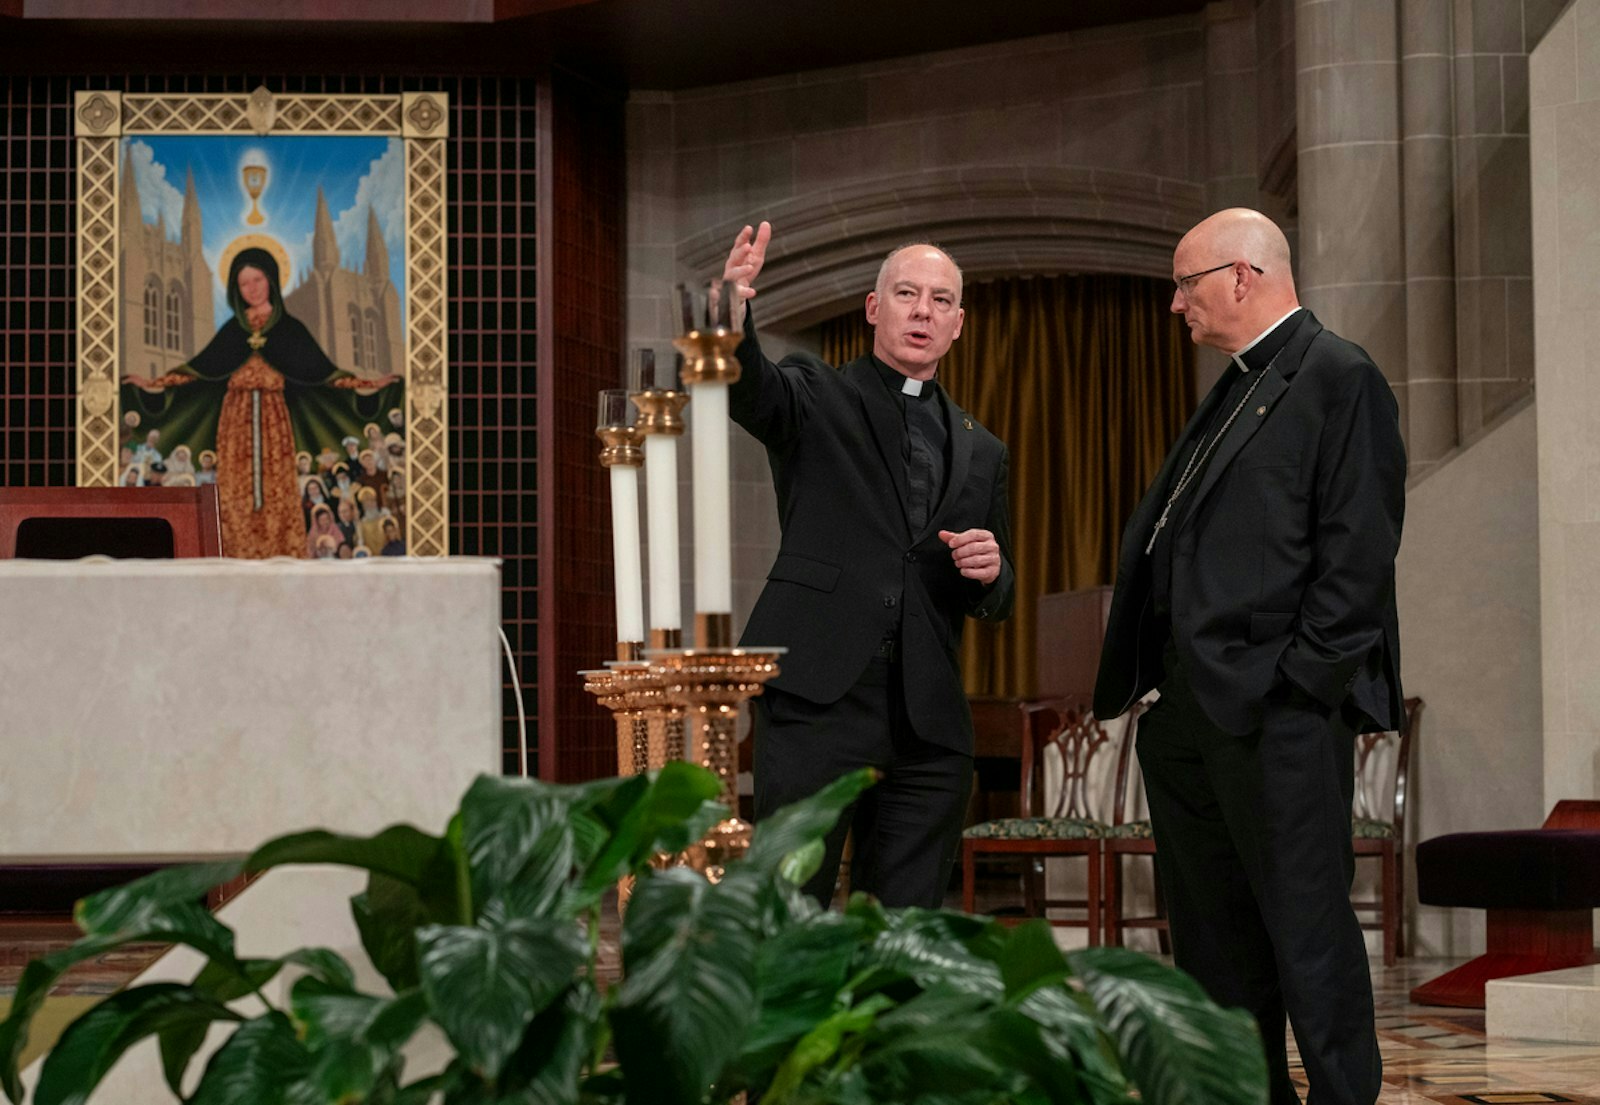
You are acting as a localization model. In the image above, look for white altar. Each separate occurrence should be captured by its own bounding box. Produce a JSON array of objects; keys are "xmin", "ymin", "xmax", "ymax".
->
[
  {"xmin": 0, "ymin": 558, "xmax": 506, "ymax": 1102},
  {"xmin": 0, "ymin": 557, "xmax": 505, "ymax": 860}
]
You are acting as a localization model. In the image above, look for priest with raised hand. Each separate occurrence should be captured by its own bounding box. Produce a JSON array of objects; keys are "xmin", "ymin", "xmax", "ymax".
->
[{"xmin": 722, "ymin": 220, "xmax": 1015, "ymax": 909}]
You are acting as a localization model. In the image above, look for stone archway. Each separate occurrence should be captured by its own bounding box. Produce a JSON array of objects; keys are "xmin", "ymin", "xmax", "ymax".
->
[{"xmin": 675, "ymin": 165, "xmax": 1203, "ymax": 331}]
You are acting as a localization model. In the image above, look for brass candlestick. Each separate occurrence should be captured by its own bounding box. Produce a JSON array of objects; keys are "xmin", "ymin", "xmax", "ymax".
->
[
  {"xmin": 580, "ymin": 668, "xmax": 647, "ymax": 776},
  {"xmin": 581, "ymin": 661, "xmax": 682, "ymax": 775},
  {"xmin": 607, "ymin": 660, "xmax": 656, "ymax": 775},
  {"xmin": 648, "ymin": 646, "xmax": 785, "ymax": 881}
]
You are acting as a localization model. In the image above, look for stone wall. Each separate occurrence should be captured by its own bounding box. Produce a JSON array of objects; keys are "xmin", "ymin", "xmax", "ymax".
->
[
  {"xmin": 1394, "ymin": 403, "xmax": 1542, "ymax": 956},
  {"xmin": 625, "ymin": 12, "xmax": 1247, "ymax": 638},
  {"xmin": 1531, "ymin": 0, "xmax": 1600, "ymax": 808}
]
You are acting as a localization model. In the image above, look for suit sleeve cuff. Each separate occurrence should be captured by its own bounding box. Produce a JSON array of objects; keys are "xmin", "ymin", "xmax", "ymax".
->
[{"xmin": 1275, "ymin": 651, "xmax": 1353, "ymax": 711}]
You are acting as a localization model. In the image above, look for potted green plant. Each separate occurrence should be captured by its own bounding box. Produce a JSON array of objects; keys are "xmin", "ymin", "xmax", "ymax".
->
[{"xmin": 0, "ymin": 764, "xmax": 1266, "ymax": 1105}]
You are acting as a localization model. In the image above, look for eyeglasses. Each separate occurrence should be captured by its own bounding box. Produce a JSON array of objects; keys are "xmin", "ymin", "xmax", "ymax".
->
[{"xmin": 1174, "ymin": 261, "xmax": 1264, "ymax": 292}]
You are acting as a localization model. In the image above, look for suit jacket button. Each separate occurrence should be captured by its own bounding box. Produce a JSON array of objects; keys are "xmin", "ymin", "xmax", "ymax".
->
[
  {"xmin": 883, "ymin": 595, "xmax": 898, "ymax": 608},
  {"xmin": 904, "ymin": 551, "xmax": 917, "ymax": 562}
]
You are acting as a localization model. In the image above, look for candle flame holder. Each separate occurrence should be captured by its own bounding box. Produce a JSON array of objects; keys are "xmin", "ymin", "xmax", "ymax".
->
[
  {"xmin": 647, "ymin": 646, "xmax": 785, "ymax": 881},
  {"xmin": 672, "ymin": 326, "xmax": 743, "ymax": 389}
]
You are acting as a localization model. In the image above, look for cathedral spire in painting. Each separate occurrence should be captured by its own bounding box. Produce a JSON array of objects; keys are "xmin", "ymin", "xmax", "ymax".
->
[
  {"xmin": 181, "ymin": 166, "xmax": 203, "ymax": 254},
  {"xmin": 313, "ymin": 185, "xmax": 338, "ymax": 275},
  {"xmin": 365, "ymin": 206, "xmax": 388, "ymax": 285},
  {"xmin": 120, "ymin": 155, "xmax": 141, "ymax": 228}
]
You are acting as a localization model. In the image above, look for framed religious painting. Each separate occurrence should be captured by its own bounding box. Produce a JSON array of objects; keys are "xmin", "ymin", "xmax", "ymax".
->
[{"xmin": 71, "ymin": 87, "xmax": 450, "ymax": 558}]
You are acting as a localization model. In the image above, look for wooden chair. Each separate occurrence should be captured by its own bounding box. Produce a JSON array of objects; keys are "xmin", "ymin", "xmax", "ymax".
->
[
  {"xmin": 960, "ymin": 697, "xmax": 1122, "ymax": 941},
  {"xmin": 1104, "ymin": 696, "xmax": 1424, "ymax": 964},
  {"xmin": 1101, "ymin": 703, "xmax": 1169, "ymax": 952},
  {"xmin": 1351, "ymin": 696, "xmax": 1424, "ymax": 967}
]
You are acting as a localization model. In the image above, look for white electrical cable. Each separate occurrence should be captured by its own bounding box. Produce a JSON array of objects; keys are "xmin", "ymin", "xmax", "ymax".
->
[{"xmin": 499, "ymin": 626, "xmax": 529, "ymax": 776}]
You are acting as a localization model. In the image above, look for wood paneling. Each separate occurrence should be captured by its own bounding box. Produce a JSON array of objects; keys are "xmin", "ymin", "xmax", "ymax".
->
[{"xmin": 537, "ymin": 69, "xmax": 625, "ymax": 782}]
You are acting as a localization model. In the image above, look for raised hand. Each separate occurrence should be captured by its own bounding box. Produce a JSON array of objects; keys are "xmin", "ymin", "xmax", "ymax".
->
[
  {"xmin": 722, "ymin": 220, "xmax": 772, "ymax": 331},
  {"xmin": 938, "ymin": 528, "xmax": 1002, "ymax": 585}
]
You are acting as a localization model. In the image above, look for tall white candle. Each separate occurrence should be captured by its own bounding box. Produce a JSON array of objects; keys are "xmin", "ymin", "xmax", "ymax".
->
[
  {"xmin": 644, "ymin": 433, "xmax": 682, "ymax": 632},
  {"xmin": 690, "ymin": 381, "xmax": 733, "ymax": 614},
  {"xmin": 609, "ymin": 465, "xmax": 646, "ymax": 643}
]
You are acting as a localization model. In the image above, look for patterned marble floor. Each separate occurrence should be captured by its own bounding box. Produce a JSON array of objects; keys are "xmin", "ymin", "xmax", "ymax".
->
[{"xmin": 1290, "ymin": 958, "xmax": 1600, "ymax": 1104}]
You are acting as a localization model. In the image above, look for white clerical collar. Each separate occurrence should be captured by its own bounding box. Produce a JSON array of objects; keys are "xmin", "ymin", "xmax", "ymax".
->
[
  {"xmin": 901, "ymin": 377, "xmax": 924, "ymax": 396},
  {"xmin": 1231, "ymin": 307, "xmax": 1301, "ymax": 371}
]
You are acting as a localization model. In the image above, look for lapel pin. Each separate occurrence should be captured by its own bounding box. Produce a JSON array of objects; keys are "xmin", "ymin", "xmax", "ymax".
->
[
  {"xmin": 1255, "ymin": 406, "xmax": 1266, "ymax": 416},
  {"xmin": 963, "ymin": 418, "xmax": 973, "ymax": 430}
]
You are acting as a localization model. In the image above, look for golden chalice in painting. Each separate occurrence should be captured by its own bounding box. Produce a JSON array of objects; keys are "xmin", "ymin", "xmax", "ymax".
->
[{"xmin": 242, "ymin": 164, "xmax": 267, "ymax": 226}]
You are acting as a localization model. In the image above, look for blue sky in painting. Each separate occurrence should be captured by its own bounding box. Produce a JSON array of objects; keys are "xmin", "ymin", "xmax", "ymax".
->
[{"xmin": 123, "ymin": 134, "xmax": 406, "ymax": 327}]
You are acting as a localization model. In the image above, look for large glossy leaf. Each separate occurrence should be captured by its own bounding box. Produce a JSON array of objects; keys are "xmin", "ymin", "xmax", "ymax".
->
[
  {"xmin": 612, "ymin": 867, "xmax": 767, "ymax": 1105},
  {"xmin": 776, "ymin": 839, "xmax": 825, "ymax": 889},
  {"xmin": 0, "ymin": 937, "xmax": 118, "ymax": 1103},
  {"xmin": 741, "ymin": 911, "xmax": 869, "ymax": 1068},
  {"xmin": 846, "ymin": 988, "xmax": 1015, "ymax": 1103},
  {"xmin": 290, "ymin": 981, "xmax": 427, "ymax": 1104},
  {"xmin": 741, "ymin": 769, "xmax": 876, "ymax": 877},
  {"xmin": 159, "ymin": 1021, "xmax": 212, "ymax": 1100},
  {"xmin": 416, "ymin": 918, "xmax": 587, "ymax": 1081},
  {"xmin": 187, "ymin": 1012, "xmax": 316, "ymax": 1105},
  {"xmin": 481, "ymin": 821, "xmax": 576, "ymax": 925},
  {"xmin": 353, "ymin": 872, "xmax": 431, "ymax": 991},
  {"xmin": 758, "ymin": 993, "xmax": 892, "ymax": 1105},
  {"xmin": 155, "ymin": 948, "xmax": 354, "ymax": 1099},
  {"xmin": 1069, "ymin": 947, "xmax": 1268, "ymax": 1105},
  {"xmin": 998, "ymin": 920, "xmax": 1069, "ymax": 999},
  {"xmin": 305, "ymin": 1040, "xmax": 384, "ymax": 1105},
  {"xmin": 32, "ymin": 984, "xmax": 242, "ymax": 1105},
  {"xmin": 1, "ymin": 902, "xmax": 241, "ymax": 1105},
  {"xmin": 458, "ymin": 775, "xmax": 575, "ymax": 910},
  {"xmin": 494, "ymin": 982, "xmax": 600, "ymax": 1105},
  {"xmin": 1017, "ymin": 984, "xmax": 1127, "ymax": 1100},
  {"xmin": 191, "ymin": 946, "xmax": 357, "ymax": 1004},
  {"xmin": 290, "ymin": 977, "xmax": 427, "ymax": 1054},
  {"xmin": 73, "ymin": 859, "xmax": 243, "ymax": 935},
  {"xmin": 246, "ymin": 824, "xmax": 444, "ymax": 886},
  {"xmin": 577, "ymin": 764, "xmax": 724, "ymax": 902},
  {"xmin": 851, "ymin": 910, "xmax": 1002, "ymax": 999},
  {"xmin": 970, "ymin": 1007, "xmax": 1090, "ymax": 1105}
]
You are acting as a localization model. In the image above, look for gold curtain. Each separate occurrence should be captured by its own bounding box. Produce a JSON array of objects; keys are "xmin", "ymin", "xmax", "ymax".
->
[{"xmin": 820, "ymin": 274, "xmax": 1194, "ymax": 697}]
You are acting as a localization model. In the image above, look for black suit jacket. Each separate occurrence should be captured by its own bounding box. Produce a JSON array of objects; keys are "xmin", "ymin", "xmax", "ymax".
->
[
  {"xmin": 730, "ymin": 316, "xmax": 1016, "ymax": 754},
  {"xmin": 1093, "ymin": 310, "xmax": 1405, "ymax": 735}
]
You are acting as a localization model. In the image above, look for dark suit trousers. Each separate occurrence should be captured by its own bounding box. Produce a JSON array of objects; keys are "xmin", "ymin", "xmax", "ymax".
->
[
  {"xmin": 752, "ymin": 654, "xmax": 973, "ymax": 909},
  {"xmin": 1137, "ymin": 644, "xmax": 1380, "ymax": 1105}
]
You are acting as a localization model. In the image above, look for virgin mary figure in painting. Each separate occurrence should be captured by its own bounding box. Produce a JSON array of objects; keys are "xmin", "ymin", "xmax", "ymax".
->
[{"xmin": 122, "ymin": 245, "xmax": 402, "ymax": 558}]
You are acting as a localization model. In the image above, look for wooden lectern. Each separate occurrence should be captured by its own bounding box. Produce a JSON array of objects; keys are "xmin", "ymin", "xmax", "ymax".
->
[{"xmin": 0, "ymin": 486, "xmax": 223, "ymax": 558}]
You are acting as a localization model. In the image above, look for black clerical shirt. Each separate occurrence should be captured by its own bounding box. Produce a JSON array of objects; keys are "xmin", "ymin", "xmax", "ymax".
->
[
  {"xmin": 1149, "ymin": 309, "xmax": 1302, "ymax": 617},
  {"xmin": 873, "ymin": 355, "xmax": 949, "ymax": 536}
]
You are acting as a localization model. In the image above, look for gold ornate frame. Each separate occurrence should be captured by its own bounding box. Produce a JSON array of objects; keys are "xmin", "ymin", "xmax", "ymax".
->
[{"xmin": 72, "ymin": 87, "xmax": 451, "ymax": 557}]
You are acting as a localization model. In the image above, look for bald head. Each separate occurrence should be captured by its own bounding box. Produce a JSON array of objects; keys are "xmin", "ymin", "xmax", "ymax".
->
[
  {"xmin": 1182, "ymin": 209, "xmax": 1292, "ymax": 282},
  {"xmin": 1171, "ymin": 208, "xmax": 1299, "ymax": 352},
  {"xmin": 876, "ymin": 243, "xmax": 963, "ymax": 304}
]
